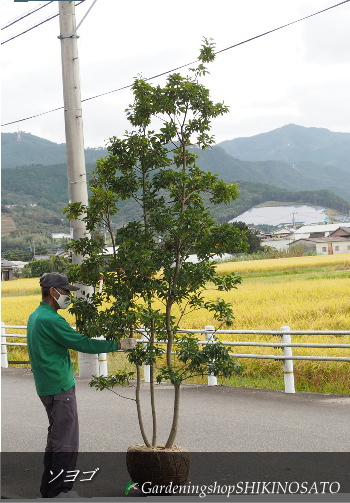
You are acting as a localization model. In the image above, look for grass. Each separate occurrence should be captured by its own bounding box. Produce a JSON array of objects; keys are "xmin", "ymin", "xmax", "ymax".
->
[
  {"xmin": 2, "ymin": 254, "xmax": 350, "ymax": 394},
  {"xmin": 215, "ymin": 253, "xmax": 350, "ymax": 275}
]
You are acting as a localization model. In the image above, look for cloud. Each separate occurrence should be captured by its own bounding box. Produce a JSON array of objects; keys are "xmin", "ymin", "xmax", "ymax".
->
[
  {"xmin": 301, "ymin": 2, "xmax": 350, "ymax": 64},
  {"xmin": 2, "ymin": 0, "xmax": 350, "ymax": 147},
  {"xmin": 287, "ymin": 79, "xmax": 350, "ymax": 132}
]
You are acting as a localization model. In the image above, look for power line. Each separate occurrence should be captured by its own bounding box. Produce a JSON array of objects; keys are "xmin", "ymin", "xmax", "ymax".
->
[
  {"xmin": 1, "ymin": 0, "xmax": 349, "ymax": 127},
  {"xmin": 1, "ymin": 2, "xmax": 54, "ymax": 31},
  {"xmin": 215, "ymin": 0, "xmax": 350, "ymax": 56},
  {"xmin": 2, "ymin": 11, "xmax": 59, "ymax": 44},
  {"xmin": 1, "ymin": 1, "xmax": 85, "ymax": 45}
]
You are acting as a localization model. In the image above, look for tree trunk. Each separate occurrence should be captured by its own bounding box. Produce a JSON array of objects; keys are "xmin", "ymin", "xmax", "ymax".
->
[
  {"xmin": 150, "ymin": 363, "xmax": 157, "ymax": 447},
  {"xmin": 136, "ymin": 365, "xmax": 151, "ymax": 447},
  {"xmin": 165, "ymin": 299, "xmax": 174, "ymax": 368},
  {"xmin": 165, "ymin": 383, "xmax": 181, "ymax": 448}
]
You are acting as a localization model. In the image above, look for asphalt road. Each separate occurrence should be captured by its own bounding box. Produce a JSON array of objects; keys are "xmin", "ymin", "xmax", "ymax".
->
[
  {"xmin": 1, "ymin": 367, "xmax": 349, "ymax": 500},
  {"xmin": 2, "ymin": 367, "xmax": 349, "ymax": 453}
]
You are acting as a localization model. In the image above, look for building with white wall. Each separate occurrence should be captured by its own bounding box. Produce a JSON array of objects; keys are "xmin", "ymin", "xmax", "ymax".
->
[{"xmin": 290, "ymin": 237, "xmax": 350, "ymax": 255}]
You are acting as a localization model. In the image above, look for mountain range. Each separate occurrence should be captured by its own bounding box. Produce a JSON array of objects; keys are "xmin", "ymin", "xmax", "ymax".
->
[
  {"xmin": 2, "ymin": 124, "xmax": 350, "ymax": 251},
  {"xmin": 1, "ymin": 131, "xmax": 107, "ymax": 170},
  {"xmin": 2, "ymin": 124, "xmax": 350, "ymax": 202},
  {"xmin": 218, "ymin": 123, "xmax": 350, "ymax": 168}
]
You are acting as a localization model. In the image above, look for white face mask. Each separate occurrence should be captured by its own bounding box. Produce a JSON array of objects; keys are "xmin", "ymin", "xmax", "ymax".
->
[{"xmin": 53, "ymin": 288, "xmax": 72, "ymax": 310}]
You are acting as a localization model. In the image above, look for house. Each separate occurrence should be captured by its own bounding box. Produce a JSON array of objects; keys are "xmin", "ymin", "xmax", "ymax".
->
[
  {"xmin": 261, "ymin": 237, "xmax": 294, "ymax": 251},
  {"xmin": 289, "ymin": 237, "xmax": 350, "ymax": 255},
  {"xmin": 1, "ymin": 259, "xmax": 15, "ymax": 281},
  {"xmin": 51, "ymin": 233, "xmax": 71, "ymax": 240},
  {"xmin": 274, "ymin": 228, "xmax": 294, "ymax": 237},
  {"xmin": 288, "ymin": 223, "xmax": 350, "ymax": 254},
  {"xmin": 10, "ymin": 261, "xmax": 29, "ymax": 274},
  {"xmin": 330, "ymin": 227, "xmax": 350, "ymax": 239},
  {"xmin": 292, "ymin": 223, "xmax": 350, "ymax": 240},
  {"xmin": 261, "ymin": 227, "xmax": 295, "ymax": 251}
]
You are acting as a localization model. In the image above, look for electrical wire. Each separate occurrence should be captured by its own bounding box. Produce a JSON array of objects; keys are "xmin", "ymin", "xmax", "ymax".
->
[
  {"xmin": 1, "ymin": 1, "xmax": 85, "ymax": 45},
  {"xmin": 215, "ymin": 0, "xmax": 350, "ymax": 56},
  {"xmin": 2, "ymin": 12, "xmax": 59, "ymax": 45},
  {"xmin": 1, "ymin": 0, "xmax": 349, "ymax": 127},
  {"xmin": 1, "ymin": 2, "xmax": 53, "ymax": 31}
]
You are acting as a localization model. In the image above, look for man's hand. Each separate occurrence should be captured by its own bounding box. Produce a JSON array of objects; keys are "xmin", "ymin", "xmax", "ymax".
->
[{"xmin": 119, "ymin": 338, "xmax": 138, "ymax": 351}]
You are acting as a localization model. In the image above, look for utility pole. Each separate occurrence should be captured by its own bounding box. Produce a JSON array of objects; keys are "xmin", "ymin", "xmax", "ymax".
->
[
  {"xmin": 31, "ymin": 240, "xmax": 36, "ymax": 260},
  {"xmin": 58, "ymin": 1, "xmax": 98, "ymax": 378},
  {"xmin": 58, "ymin": 1, "xmax": 88, "ymax": 248}
]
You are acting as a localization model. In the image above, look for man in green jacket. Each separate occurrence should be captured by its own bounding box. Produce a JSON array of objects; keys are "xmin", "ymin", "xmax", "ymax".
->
[{"xmin": 27, "ymin": 272, "xmax": 137, "ymax": 498}]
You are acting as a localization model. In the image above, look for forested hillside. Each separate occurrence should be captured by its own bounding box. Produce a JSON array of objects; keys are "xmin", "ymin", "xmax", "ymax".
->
[
  {"xmin": 218, "ymin": 124, "xmax": 350, "ymax": 168},
  {"xmin": 2, "ymin": 125, "xmax": 350, "ymax": 257},
  {"xmin": 1, "ymin": 163, "xmax": 91, "ymax": 211},
  {"xmin": 1, "ymin": 132, "xmax": 107, "ymax": 169},
  {"xmin": 3, "ymin": 126, "xmax": 350, "ymax": 202},
  {"xmin": 197, "ymin": 146, "xmax": 350, "ymax": 202},
  {"xmin": 2, "ymin": 160, "xmax": 350, "ymax": 252}
]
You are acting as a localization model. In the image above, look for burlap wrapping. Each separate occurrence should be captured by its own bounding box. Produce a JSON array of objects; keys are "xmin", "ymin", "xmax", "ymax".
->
[{"xmin": 126, "ymin": 444, "xmax": 190, "ymax": 488}]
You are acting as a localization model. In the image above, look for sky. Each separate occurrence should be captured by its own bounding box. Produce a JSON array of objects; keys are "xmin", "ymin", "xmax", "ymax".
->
[{"xmin": 1, "ymin": 0, "xmax": 350, "ymax": 148}]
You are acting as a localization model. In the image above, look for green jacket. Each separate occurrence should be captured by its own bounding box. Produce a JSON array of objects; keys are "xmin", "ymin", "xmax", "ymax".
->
[{"xmin": 27, "ymin": 302, "xmax": 119, "ymax": 396}]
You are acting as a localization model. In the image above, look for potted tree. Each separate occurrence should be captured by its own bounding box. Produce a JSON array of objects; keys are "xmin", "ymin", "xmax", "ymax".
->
[{"xmin": 65, "ymin": 39, "xmax": 248, "ymax": 491}]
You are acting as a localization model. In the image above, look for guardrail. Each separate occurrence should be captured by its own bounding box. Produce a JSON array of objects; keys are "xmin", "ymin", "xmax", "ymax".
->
[{"xmin": 2, "ymin": 323, "xmax": 349, "ymax": 394}]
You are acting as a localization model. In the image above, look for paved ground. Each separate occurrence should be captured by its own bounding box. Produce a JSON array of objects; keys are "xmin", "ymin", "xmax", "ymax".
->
[{"xmin": 1, "ymin": 367, "xmax": 350, "ymax": 500}]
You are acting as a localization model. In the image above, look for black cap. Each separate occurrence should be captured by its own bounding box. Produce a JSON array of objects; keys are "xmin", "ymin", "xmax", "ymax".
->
[{"xmin": 40, "ymin": 273, "xmax": 80, "ymax": 291}]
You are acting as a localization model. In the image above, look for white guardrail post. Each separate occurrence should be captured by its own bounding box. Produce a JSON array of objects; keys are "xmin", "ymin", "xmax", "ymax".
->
[
  {"xmin": 78, "ymin": 333, "xmax": 100, "ymax": 378},
  {"xmin": 281, "ymin": 326, "xmax": 295, "ymax": 393},
  {"xmin": 78, "ymin": 352, "xmax": 100, "ymax": 378},
  {"xmin": 98, "ymin": 352, "xmax": 108, "ymax": 377},
  {"xmin": 1, "ymin": 322, "xmax": 8, "ymax": 368},
  {"xmin": 90, "ymin": 336, "xmax": 108, "ymax": 377},
  {"xmin": 205, "ymin": 325, "xmax": 217, "ymax": 386}
]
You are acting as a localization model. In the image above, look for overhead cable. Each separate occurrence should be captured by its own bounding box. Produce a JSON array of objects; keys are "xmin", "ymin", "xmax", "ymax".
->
[
  {"xmin": 215, "ymin": 0, "xmax": 350, "ymax": 56},
  {"xmin": 1, "ymin": 2, "xmax": 53, "ymax": 31},
  {"xmin": 1, "ymin": 0, "xmax": 349, "ymax": 127},
  {"xmin": 1, "ymin": 1, "xmax": 85, "ymax": 45},
  {"xmin": 2, "ymin": 11, "xmax": 59, "ymax": 44}
]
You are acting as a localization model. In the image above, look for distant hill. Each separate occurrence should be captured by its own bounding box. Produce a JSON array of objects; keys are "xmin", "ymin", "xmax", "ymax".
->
[
  {"xmin": 2, "ymin": 125, "xmax": 350, "ymax": 251},
  {"xmin": 2, "ymin": 162, "xmax": 350, "ymax": 229},
  {"xmin": 217, "ymin": 124, "xmax": 350, "ymax": 168},
  {"xmin": 2, "ymin": 125, "xmax": 350, "ymax": 201},
  {"xmin": 196, "ymin": 145, "xmax": 350, "ymax": 202},
  {"xmin": 1, "ymin": 132, "xmax": 108, "ymax": 169}
]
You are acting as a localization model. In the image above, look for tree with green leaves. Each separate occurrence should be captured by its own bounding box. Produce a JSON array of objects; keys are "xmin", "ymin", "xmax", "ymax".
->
[
  {"xmin": 65, "ymin": 39, "xmax": 247, "ymax": 450},
  {"xmin": 24, "ymin": 254, "xmax": 71, "ymax": 278},
  {"xmin": 229, "ymin": 221, "xmax": 262, "ymax": 253}
]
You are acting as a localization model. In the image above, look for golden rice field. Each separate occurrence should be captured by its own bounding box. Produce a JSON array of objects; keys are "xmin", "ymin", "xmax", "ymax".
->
[
  {"xmin": 216, "ymin": 253, "xmax": 350, "ymax": 275},
  {"xmin": 2, "ymin": 254, "xmax": 350, "ymax": 394}
]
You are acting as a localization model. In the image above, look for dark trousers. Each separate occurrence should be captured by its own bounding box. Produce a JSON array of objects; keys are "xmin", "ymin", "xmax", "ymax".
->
[{"xmin": 39, "ymin": 386, "xmax": 79, "ymax": 498}]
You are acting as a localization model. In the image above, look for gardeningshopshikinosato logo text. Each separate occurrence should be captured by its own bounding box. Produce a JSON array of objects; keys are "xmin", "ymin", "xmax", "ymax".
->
[{"xmin": 126, "ymin": 480, "xmax": 341, "ymax": 497}]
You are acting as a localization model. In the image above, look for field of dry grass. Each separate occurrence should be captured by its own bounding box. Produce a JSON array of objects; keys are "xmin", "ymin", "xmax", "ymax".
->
[{"xmin": 2, "ymin": 254, "xmax": 349, "ymax": 393}]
